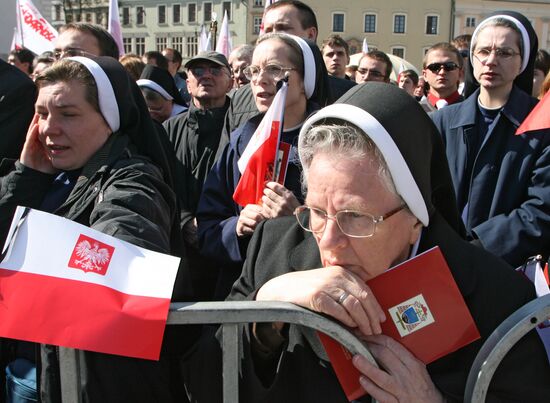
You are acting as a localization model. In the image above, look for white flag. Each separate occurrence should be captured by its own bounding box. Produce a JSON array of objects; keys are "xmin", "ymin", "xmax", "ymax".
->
[
  {"xmin": 11, "ymin": 27, "xmax": 23, "ymax": 51},
  {"xmin": 362, "ymin": 38, "xmax": 369, "ymax": 54},
  {"xmin": 215, "ymin": 10, "xmax": 232, "ymax": 57},
  {"xmin": 16, "ymin": 0, "xmax": 58, "ymax": 55},
  {"xmin": 108, "ymin": 0, "xmax": 125, "ymax": 57},
  {"xmin": 198, "ymin": 25, "xmax": 210, "ymax": 52}
]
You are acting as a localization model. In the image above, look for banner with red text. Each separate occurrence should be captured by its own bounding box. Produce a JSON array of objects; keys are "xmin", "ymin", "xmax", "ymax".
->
[{"xmin": 16, "ymin": 0, "xmax": 58, "ymax": 55}]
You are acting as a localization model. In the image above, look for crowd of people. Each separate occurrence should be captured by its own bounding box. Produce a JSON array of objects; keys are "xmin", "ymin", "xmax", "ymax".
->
[{"xmin": 1, "ymin": 0, "xmax": 550, "ymax": 402}]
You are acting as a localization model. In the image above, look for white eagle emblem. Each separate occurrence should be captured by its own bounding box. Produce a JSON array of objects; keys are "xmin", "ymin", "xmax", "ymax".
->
[{"xmin": 74, "ymin": 240, "xmax": 111, "ymax": 272}]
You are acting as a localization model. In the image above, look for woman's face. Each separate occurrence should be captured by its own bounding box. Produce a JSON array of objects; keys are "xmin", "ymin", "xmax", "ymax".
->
[
  {"xmin": 35, "ymin": 80, "xmax": 112, "ymax": 171},
  {"xmin": 472, "ymin": 25, "xmax": 523, "ymax": 92},
  {"xmin": 398, "ymin": 75, "xmax": 415, "ymax": 96},
  {"xmin": 250, "ymin": 38, "xmax": 305, "ymax": 114}
]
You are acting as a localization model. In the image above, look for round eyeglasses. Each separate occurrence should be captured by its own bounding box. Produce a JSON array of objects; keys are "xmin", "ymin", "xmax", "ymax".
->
[
  {"xmin": 473, "ymin": 47, "xmax": 521, "ymax": 64},
  {"xmin": 242, "ymin": 64, "xmax": 295, "ymax": 82},
  {"xmin": 294, "ymin": 204, "xmax": 406, "ymax": 238}
]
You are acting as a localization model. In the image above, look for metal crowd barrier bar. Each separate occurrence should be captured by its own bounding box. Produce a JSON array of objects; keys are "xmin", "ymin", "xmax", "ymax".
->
[
  {"xmin": 464, "ymin": 294, "xmax": 550, "ymax": 403},
  {"xmin": 60, "ymin": 301, "xmax": 377, "ymax": 403}
]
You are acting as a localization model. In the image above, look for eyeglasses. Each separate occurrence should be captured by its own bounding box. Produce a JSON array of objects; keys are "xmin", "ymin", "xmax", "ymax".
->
[
  {"xmin": 189, "ymin": 66, "xmax": 228, "ymax": 77},
  {"xmin": 242, "ymin": 64, "xmax": 295, "ymax": 82},
  {"xmin": 473, "ymin": 47, "xmax": 521, "ymax": 63},
  {"xmin": 356, "ymin": 68, "xmax": 384, "ymax": 78},
  {"xmin": 294, "ymin": 204, "xmax": 406, "ymax": 238},
  {"xmin": 425, "ymin": 62, "xmax": 460, "ymax": 73},
  {"xmin": 53, "ymin": 48, "xmax": 96, "ymax": 60}
]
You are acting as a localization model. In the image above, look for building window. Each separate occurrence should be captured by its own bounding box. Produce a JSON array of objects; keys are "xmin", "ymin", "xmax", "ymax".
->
[
  {"xmin": 222, "ymin": 1, "xmax": 231, "ymax": 20},
  {"xmin": 392, "ymin": 47, "xmax": 405, "ymax": 58},
  {"xmin": 188, "ymin": 3, "xmax": 196, "ymax": 23},
  {"xmin": 173, "ymin": 4, "xmax": 181, "ymax": 24},
  {"xmin": 136, "ymin": 6, "xmax": 145, "ymax": 25},
  {"xmin": 66, "ymin": 14, "xmax": 73, "ymax": 23},
  {"xmin": 53, "ymin": 4, "xmax": 62, "ymax": 21},
  {"xmin": 393, "ymin": 14, "xmax": 406, "ymax": 34},
  {"xmin": 158, "ymin": 5, "xmax": 166, "ymax": 24},
  {"xmin": 122, "ymin": 7, "xmax": 130, "ymax": 25},
  {"xmin": 254, "ymin": 0, "xmax": 262, "ymax": 6},
  {"xmin": 253, "ymin": 16, "xmax": 262, "ymax": 35},
  {"xmin": 364, "ymin": 14, "xmax": 376, "ymax": 33},
  {"xmin": 135, "ymin": 37, "xmax": 145, "ymax": 55},
  {"xmin": 156, "ymin": 37, "xmax": 168, "ymax": 51},
  {"xmin": 204, "ymin": 2, "xmax": 212, "ymax": 22},
  {"xmin": 332, "ymin": 13, "xmax": 344, "ymax": 32},
  {"xmin": 426, "ymin": 15, "xmax": 438, "ymax": 35},
  {"xmin": 85, "ymin": 13, "xmax": 92, "ymax": 22},
  {"xmin": 96, "ymin": 12, "xmax": 103, "ymax": 26},
  {"xmin": 466, "ymin": 17, "xmax": 476, "ymax": 27},
  {"xmin": 172, "ymin": 36, "xmax": 184, "ymax": 54},
  {"xmin": 123, "ymin": 38, "xmax": 132, "ymax": 54},
  {"xmin": 186, "ymin": 36, "xmax": 198, "ymax": 57}
]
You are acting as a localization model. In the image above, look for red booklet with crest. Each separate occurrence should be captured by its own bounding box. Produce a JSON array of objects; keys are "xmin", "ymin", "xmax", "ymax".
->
[{"xmin": 318, "ymin": 246, "xmax": 480, "ymax": 401}]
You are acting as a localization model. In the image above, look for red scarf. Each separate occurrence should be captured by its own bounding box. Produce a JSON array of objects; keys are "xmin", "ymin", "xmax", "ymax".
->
[{"xmin": 428, "ymin": 91, "xmax": 461, "ymax": 109}]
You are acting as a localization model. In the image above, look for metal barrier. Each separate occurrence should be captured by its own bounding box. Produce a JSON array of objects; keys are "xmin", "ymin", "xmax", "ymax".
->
[
  {"xmin": 60, "ymin": 301, "xmax": 377, "ymax": 403},
  {"xmin": 464, "ymin": 294, "xmax": 550, "ymax": 403}
]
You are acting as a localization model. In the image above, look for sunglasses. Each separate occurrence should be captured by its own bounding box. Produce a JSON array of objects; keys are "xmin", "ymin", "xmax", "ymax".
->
[
  {"xmin": 425, "ymin": 62, "xmax": 459, "ymax": 73},
  {"xmin": 189, "ymin": 66, "xmax": 227, "ymax": 77}
]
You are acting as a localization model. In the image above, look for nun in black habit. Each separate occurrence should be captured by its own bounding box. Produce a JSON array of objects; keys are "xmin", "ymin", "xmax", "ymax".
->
[
  {"xmin": 0, "ymin": 56, "xmax": 191, "ymax": 402},
  {"xmin": 183, "ymin": 83, "xmax": 550, "ymax": 402}
]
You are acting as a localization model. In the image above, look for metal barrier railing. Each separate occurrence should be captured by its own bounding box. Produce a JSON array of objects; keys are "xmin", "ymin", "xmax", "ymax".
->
[
  {"xmin": 464, "ymin": 294, "xmax": 550, "ymax": 402},
  {"xmin": 59, "ymin": 301, "xmax": 377, "ymax": 403}
]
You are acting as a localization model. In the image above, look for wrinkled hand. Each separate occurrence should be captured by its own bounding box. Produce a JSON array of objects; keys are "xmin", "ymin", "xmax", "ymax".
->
[
  {"xmin": 236, "ymin": 204, "xmax": 267, "ymax": 237},
  {"xmin": 20, "ymin": 114, "xmax": 56, "ymax": 174},
  {"xmin": 256, "ymin": 266, "xmax": 386, "ymax": 336},
  {"xmin": 352, "ymin": 335, "xmax": 445, "ymax": 403},
  {"xmin": 261, "ymin": 182, "xmax": 300, "ymax": 219}
]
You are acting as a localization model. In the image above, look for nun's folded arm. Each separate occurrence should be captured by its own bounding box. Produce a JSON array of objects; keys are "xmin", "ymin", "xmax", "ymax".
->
[{"xmin": 255, "ymin": 266, "xmax": 386, "ymax": 336}]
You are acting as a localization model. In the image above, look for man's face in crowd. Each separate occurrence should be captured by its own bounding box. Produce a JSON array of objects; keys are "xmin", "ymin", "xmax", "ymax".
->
[
  {"xmin": 533, "ymin": 68, "xmax": 545, "ymax": 97},
  {"xmin": 186, "ymin": 62, "xmax": 232, "ymax": 108},
  {"xmin": 162, "ymin": 49, "xmax": 180, "ymax": 77},
  {"xmin": 398, "ymin": 75, "xmax": 416, "ymax": 96},
  {"xmin": 229, "ymin": 55, "xmax": 251, "ymax": 88},
  {"xmin": 306, "ymin": 152, "xmax": 421, "ymax": 282},
  {"xmin": 54, "ymin": 29, "xmax": 102, "ymax": 59},
  {"xmin": 356, "ymin": 56, "xmax": 388, "ymax": 83},
  {"xmin": 8, "ymin": 54, "xmax": 31, "ymax": 75},
  {"xmin": 263, "ymin": 4, "xmax": 317, "ymax": 40},
  {"xmin": 423, "ymin": 49, "xmax": 462, "ymax": 96},
  {"xmin": 322, "ymin": 44, "xmax": 349, "ymax": 79}
]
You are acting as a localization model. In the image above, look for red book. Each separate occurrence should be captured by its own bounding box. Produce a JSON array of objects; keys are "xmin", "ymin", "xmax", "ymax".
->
[{"xmin": 319, "ymin": 246, "xmax": 480, "ymax": 401}]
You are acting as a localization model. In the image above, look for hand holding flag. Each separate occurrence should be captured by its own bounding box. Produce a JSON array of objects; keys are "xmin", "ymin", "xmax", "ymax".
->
[{"xmin": 233, "ymin": 79, "xmax": 288, "ymax": 207}]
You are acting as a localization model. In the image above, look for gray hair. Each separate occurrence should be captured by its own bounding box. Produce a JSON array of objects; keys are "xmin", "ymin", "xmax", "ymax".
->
[
  {"xmin": 298, "ymin": 122, "xmax": 399, "ymax": 198},
  {"xmin": 472, "ymin": 17, "xmax": 524, "ymax": 59},
  {"xmin": 229, "ymin": 44, "xmax": 254, "ymax": 64}
]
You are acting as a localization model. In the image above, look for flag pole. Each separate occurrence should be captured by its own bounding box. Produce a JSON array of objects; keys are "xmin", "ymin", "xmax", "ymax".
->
[{"xmin": 272, "ymin": 75, "xmax": 289, "ymax": 182}]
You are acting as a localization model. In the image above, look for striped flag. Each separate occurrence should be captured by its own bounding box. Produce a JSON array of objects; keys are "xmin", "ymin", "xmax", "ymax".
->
[
  {"xmin": 215, "ymin": 10, "xmax": 232, "ymax": 57},
  {"xmin": 108, "ymin": 0, "xmax": 125, "ymax": 57},
  {"xmin": 233, "ymin": 80, "xmax": 288, "ymax": 206},
  {"xmin": 0, "ymin": 207, "xmax": 180, "ymax": 360}
]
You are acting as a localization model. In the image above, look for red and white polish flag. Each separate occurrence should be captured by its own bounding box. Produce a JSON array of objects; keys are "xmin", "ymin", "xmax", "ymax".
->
[
  {"xmin": 0, "ymin": 207, "xmax": 180, "ymax": 361},
  {"xmin": 108, "ymin": 0, "xmax": 125, "ymax": 57},
  {"xmin": 233, "ymin": 80, "xmax": 288, "ymax": 207},
  {"xmin": 215, "ymin": 10, "xmax": 232, "ymax": 58}
]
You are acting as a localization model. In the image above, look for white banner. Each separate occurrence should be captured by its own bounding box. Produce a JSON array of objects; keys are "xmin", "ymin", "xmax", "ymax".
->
[{"xmin": 16, "ymin": 0, "xmax": 58, "ymax": 55}]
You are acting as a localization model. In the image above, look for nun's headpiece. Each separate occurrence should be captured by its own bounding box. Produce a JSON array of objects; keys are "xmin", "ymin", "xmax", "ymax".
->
[
  {"xmin": 137, "ymin": 64, "xmax": 186, "ymax": 106},
  {"xmin": 299, "ymin": 82, "xmax": 462, "ymax": 231},
  {"xmin": 464, "ymin": 11, "xmax": 538, "ymax": 97},
  {"xmin": 67, "ymin": 56, "xmax": 178, "ymax": 188},
  {"xmin": 259, "ymin": 33, "xmax": 331, "ymax": 107}
]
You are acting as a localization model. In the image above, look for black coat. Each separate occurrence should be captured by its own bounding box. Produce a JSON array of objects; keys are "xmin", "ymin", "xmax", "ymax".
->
[
  {"xmin": 183, "ymin": 213, "xmax": 550, "ymax": 402},
  {"xmin": 431, "ymin": 86, "xmax": 550, "ymax": 267},
  {"xmin": 0, "ymin": 60, "xmax": 36, "ymax": 161}
]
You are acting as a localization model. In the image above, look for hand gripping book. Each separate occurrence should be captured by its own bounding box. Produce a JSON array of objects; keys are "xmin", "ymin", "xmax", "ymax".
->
[{"xmin": 318, "ymin": 246, "xmax": 480, "ymax": 401}]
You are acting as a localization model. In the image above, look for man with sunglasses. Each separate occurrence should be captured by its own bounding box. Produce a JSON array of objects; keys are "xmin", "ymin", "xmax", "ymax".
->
[
  {"xmin": 422, "ymin": 43, "xmax": 464, "ymax": 110},
  {"xmin": 163, "ymin": 51, "xmax": 233, "ymax": 300}
]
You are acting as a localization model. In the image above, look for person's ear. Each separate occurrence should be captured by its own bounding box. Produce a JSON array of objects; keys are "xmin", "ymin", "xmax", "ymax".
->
[
  {"xmin": 409, "ymin": 218, "xmax": 423, "ymax": 246},
  {"xmin": 306, "ymin": 27, "xmax": 317, "ymax": 42}
]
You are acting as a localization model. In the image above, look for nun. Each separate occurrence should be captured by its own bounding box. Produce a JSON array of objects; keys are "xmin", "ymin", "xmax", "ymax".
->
[
  {"xmin": 195, "ymin": 33, "xmax": 330, "ymax": 299},
  {"xmin": 431, "ymin": 11, "xmax": 550, "ymax": 267},
  {"xmin": 0, "ymin": 56, "xmax": 189, "ymax": 402},
  {"xmin": 184, "ymin": 83, "xmax": 550, "ymax": 402}
]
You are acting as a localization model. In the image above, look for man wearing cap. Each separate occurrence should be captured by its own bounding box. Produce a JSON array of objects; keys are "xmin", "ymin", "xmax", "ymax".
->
[
  {"xmin": 163, "ymin": 51, "xmax": 232, "ymax": 300},
  {"xmin": 137, "ymin": 65, "xmax": 187, "ymax": 123},
  {"xmin": 421, "ymin": 43, "xmax": 463, "ymax": 111}
]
